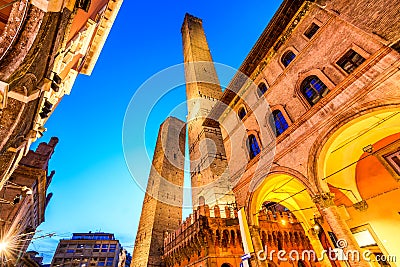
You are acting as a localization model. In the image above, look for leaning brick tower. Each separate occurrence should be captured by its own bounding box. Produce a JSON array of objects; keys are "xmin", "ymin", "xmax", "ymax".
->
[
  {"xmin": 181, "ymin": 14, "xmax": 234, "ymax": 208},
  {"xmin": 131, "ymin": 117, "xmax": 186, "ymax": 267}
]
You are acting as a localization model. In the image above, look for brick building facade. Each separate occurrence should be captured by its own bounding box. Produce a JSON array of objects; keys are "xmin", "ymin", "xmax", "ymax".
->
[
  {"xmin": 131, "ymin": 0, "xmax": 400, "ymax": 266},
  {"xmin": 0, "ymin": 138, "xmax": 57, "ymax": 266},
  {"xmin": 0, "ymin": 0, "xmax": 122, "ymax": 264}
]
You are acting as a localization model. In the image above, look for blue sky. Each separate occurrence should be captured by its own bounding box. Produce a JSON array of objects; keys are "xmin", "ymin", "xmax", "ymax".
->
[{"xmin": 29, "ymin": 0, "xmax": 282, "ymax": 263}]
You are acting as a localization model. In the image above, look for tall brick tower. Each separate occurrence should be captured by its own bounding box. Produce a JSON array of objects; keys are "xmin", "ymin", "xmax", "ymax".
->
[
  {"xmin": 131, "ymin": 117, "xmax": 186, "ymax": 267},
  {"xmin": 181, "ymin": 14, "xmax": 234, "ymax": 208}
]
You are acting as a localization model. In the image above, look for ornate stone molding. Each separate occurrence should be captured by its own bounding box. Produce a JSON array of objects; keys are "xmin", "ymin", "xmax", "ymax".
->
[
  {"xmin": 312, "ymin": 192, "xmax": 335, "ymax": 208},
  {"xmin": 250, "ymin": 1, "xmax": 313, "ymax": 80},
  {"xmin": 0, "ymin": 0, "xmax": 30, "ymax": 62},
  {"xmin": 353, "ymin": 200, "xmax": 368, "ymax": 211}
]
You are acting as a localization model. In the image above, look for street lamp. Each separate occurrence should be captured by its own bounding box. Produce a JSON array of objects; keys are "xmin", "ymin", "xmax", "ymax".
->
[{"xmin": 0, "ymin": 241, "xmax": 8, "ymax": 253}]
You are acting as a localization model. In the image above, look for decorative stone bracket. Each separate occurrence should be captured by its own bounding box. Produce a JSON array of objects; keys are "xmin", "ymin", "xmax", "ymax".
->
[
  {"xmin": 312, "ymin": 192, "xmax": 335, "ymax": 208},
  {"xmin": 353, "ymin": 200, "xmax": 368, "ymax": 211}
]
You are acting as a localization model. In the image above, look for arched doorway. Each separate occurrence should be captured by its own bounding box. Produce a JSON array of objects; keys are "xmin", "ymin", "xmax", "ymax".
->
[{"xmin": 221, "ymin": 263, "xmax": 232, "ymax": 267}]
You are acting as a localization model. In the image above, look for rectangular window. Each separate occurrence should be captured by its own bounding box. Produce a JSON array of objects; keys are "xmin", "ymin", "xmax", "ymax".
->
[
  {"xmin": 77, "ymin": 244, "xmax": 84, "ymax": 248},
  {"xmin": 109, "ymin": 244, "xmax": 116, "ymax": 248},
  {"xmin": 101, "ymin": 244, "xmax": 108, "ymax": 248},
  {"xmin": 384, "ymin": 150, "xmax": 400, "ymax": 175},
  {"xmin": 337, "ymin": 49, "xmax": 366, "ymax": 74},
  {"xmin": 353, "ymin": 230, "xmax": 377, "ymax": 247},
  {"xmin": 94, "ymin": 244, "xmax": 101, "ymax": 248},
  {"xmin": 67, "ymin": 249, "xmax": 75, "ymax": 253},
  {"xmin": 304, "ymin": 22, "xmax": 320, "ymax": 39}
]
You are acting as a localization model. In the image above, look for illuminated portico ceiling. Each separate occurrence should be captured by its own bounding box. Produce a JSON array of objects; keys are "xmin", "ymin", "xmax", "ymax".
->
[
  {"xmin": 318, "ymin": 109, "xmax": 400, "ymax": 203},
  {"xmin": 250, "ymin": 174, "xmax": 317, "ymax": 229}
]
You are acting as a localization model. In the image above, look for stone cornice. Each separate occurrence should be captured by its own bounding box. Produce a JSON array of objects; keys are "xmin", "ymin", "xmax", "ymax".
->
[{"xmin": 79, "ymin": 0, "xmax": 123, "ymax": 75}]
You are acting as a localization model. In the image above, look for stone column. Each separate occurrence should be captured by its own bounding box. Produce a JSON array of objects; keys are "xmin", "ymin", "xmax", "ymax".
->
[
  {"xmin": 249, "ymin": 226, "xmax": 268, "ymax": 267},
  {"xmin": 313, "ymin": 193, "xmax": 369, "ymax": 267},
  {"xmin": 307, "ymin": 231, "xmax": 334, "ymax": 266}
]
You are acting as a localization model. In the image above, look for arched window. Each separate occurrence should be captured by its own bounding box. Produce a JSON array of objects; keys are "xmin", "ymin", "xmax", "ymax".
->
[
  {"xmin": 281, "ymin": 50, "xmax": 296, "ymax": 67},
  {"xmin": 271, "ymin": 110, "xmax": 289, "ymax": 136},
  {"xmin": 247, "ymin": 134, "xmax": 261, "ymax": 159},
  {"xmin": 238, "ymin": 107, "xmax": 247, "ymax": 120},
  {"xmin": 300, "ymin": 75, "xmax": 328, "ymax": 106},
  {"xmin": 257, "ymin": 82, "xmax": 268, "ymax": 97}
]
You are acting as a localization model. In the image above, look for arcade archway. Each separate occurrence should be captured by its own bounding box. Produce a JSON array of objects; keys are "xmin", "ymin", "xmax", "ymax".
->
[
  {"xmin": 248, "ymin": 173, "xmax": 335, "ymax": 266},
  {"xmin": 314, "ymin": 107, "xmax": 400, "ymax": 262}
]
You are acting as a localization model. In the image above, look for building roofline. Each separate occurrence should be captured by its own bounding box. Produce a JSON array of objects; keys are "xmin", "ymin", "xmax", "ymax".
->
[
  {"xmin": 204, "ymin": 0, "xmax": 313, "ymax": 126},
  {"xmin": 239, "ymin": 0, "xmax": 311, "ymax": 77}
]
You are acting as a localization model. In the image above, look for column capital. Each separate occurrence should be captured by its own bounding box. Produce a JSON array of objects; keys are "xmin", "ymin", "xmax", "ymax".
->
[
  {"xmin": 312, "ymin": 192, "xmax": 335, "ymax": 208},
  {"xmin": 353, "ymin": 200, "xmax": 368, "ymax": 211}
]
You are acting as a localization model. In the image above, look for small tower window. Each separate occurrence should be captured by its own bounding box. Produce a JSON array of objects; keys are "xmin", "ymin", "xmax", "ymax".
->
[
  {"xmin": 247, "ymin": 134, "xmax": 261, "ymax": 159},
  {"xmin": 304, "ymin": 23, "xmax": 320, "ymax": 39},
  {"xmin": 301, "ymin": 75, "xmax": 328, "ymax": 106},
  {"xmin": 281, "ymin": 50, "xmax": 296, "ymax": 67},
  {"xmin": 257, "ymin": 82, "xmax": 268, "ymax": 97},
  {"xmin": 238, "ymin": 107, "xmax": 247, "ymax": 120},
  {"xmin": 271, "ymin": 110, "xmax": 289, "ymax": 136},
  {"xmin": 337, "ymin": 49, "xmax": 366, "ymax": 74}
]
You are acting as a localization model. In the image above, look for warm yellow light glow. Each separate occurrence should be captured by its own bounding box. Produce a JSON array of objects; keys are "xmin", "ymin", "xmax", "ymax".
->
[
  {"xmin": 353, "ymin": 230, "xmax": 377, "ymax": 247},
  {"xmin": 281, "ymin": 219, "xmax": 286, "ymax": 225},
  {"xmin": 0, "ymin": 241, "xmax": 8, "ymax": 252},
  {"xmin": 251, "ymin": 173, "xmax": 317, "ymax": 229},
  {"xmin": 319, "ymin": 110, "xmax": 400, "ymax": 202}
]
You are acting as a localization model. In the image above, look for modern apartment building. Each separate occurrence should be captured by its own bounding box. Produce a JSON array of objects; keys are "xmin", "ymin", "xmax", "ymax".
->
[{"xmin": 51, "ymin": 232, "xmax": 129, "ymax": 267}]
